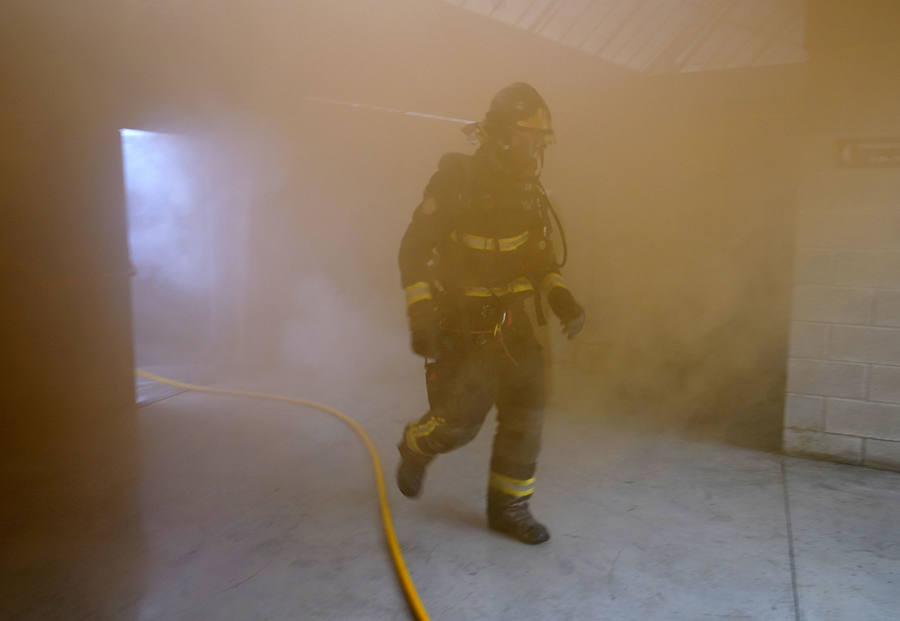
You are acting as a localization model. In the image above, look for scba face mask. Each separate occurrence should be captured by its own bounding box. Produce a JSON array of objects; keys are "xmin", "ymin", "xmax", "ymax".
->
[
  {"xmin": 501, "ymin": 126, "xmax": 553, "ymax": 178},
  {"xmin": 465, "ymin": 83, "xmax": 557, "ymax": 179}
]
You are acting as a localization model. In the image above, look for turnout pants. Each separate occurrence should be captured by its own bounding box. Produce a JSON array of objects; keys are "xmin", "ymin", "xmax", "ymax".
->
[{"xmin": 401, "ymin": 316, "xmax": 547, "ymax": 501}]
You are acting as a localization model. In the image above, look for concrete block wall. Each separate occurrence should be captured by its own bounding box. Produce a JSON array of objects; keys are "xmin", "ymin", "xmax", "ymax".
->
[{"xmin": 785, "ymin": 156, "xmax": 900, "ymax": 470}]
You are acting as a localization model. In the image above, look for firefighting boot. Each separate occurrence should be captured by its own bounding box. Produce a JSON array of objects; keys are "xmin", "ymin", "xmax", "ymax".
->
[
  {"xmin": 397, "ymin": 441, "xmax": 433, "ymax": 499},
  {"xmin": 487, "ymin": 488, "xmax": 550, "ymax": 545}
]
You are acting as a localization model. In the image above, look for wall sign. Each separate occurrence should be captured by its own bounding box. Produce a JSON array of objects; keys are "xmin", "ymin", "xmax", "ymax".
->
[{"xmin": 838, "ymin": 138, "xmax": 900, "ymax": 168}]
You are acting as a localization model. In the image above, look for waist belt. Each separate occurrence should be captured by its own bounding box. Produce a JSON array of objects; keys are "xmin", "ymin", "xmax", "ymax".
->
[
  {"xmin": 462, "ymin": 276, "xmax": 534, "ymax": 298},
  {"xmin": 447, "ymin": 307, "xmax": 519, "ymax": 366}
]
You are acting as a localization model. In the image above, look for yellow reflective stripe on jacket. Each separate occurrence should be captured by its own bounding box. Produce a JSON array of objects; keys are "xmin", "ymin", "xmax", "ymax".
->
[
  {"xmin": 404, "ymin": 281, "xmax": 433, "ymax": 307},
  {"xmin": 497, "ymin": 231, "xmax": 529, "ymax": 251},
  {"xmin": 464, "ymin": 286, "xmax": 494, "ymax": 298},
  {"xmin": 489, "ymin": 471, "xmax": 536, "ymax": 497},
  {"xmin": 463, "ymin": 276, "xmax": 534, "ymax": 298},
  {"xmin": 459, "ymin": 232, "xmax": 495, "ymax": 251},
  {"xmin": 453, "ymin": 230, "xmax": 530, "ymax": 252},
  {"xmin": 502, "ymin": 277, "xmax": 535, "ymax": 295},
  {"xmin": 540, "ymin": 272, "xmax": 567, "ymax": 292}
]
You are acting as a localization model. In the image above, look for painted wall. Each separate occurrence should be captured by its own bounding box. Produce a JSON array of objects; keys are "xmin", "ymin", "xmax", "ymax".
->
[{"xmin": 783, "ymin": 0, "xmax": 900, "ymax": 471}]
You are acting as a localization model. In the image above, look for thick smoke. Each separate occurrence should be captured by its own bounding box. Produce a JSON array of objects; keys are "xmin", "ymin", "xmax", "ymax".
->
[{"xmin": 121, "ymin": 0, "xmax": 799, "ymax": 449}]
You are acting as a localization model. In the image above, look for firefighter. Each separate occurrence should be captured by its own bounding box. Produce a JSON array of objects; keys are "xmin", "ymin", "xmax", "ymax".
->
[{"xmin": 396, "ymin": 83, "xmax": 585, "ymax": 544}]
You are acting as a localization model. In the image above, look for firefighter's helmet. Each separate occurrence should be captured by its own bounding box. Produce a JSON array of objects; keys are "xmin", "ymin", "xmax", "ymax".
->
[{"xmin": 464, "ymin": 82, "xmax": 555, "ymax": 146}]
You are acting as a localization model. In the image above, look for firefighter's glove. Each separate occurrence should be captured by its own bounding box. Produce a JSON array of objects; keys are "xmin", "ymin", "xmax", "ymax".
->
[
  {"xmin": 548, "ymin": 287, "xmax": 585, "ymax": 340},
  {"xmin": 408, "ymin": 302, "xmax": 441, "ymax": 358}
]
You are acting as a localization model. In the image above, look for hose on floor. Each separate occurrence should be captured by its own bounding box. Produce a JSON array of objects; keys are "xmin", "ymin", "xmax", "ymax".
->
[{"xmin": 135, "ymin": 369, "xmax": 430, "ymax": 621}]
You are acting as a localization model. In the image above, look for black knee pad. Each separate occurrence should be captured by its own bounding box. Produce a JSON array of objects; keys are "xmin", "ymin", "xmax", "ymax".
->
[{"xmin": 427, "ymin": 423, "xmax": 480, "ymax": 453}]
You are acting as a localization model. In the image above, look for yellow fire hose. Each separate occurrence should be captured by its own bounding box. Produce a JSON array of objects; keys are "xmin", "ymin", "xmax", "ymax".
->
[{"xmin": 136, "ymin": 369, "xmax": 431, "ymax": 621}]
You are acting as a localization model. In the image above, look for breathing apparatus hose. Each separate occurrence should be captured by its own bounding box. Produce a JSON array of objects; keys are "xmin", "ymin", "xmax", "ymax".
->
[
  {"xmin": 135, "ymin": 369, "xmax": 431, "ymax": 621},
  {"xmin": 536, "ymin": 182, "xmax": 567, "ymax": 268}
]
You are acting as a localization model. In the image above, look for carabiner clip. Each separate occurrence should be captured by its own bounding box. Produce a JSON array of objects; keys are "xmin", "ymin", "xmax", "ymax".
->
[{"xmin": 493, "ymin": 310, "xmax": 508, "ymax": 337}]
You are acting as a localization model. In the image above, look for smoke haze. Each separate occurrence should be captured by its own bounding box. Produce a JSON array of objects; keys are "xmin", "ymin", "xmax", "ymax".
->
[{"xmin": 106, "ymin": 0, "xmax": 804, "ymax": 449}]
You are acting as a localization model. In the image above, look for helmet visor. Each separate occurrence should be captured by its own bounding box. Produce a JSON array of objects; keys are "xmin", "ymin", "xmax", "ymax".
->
[{"xmin": 515, "ymin": 107, "xmax": 555, "ymax": 145}]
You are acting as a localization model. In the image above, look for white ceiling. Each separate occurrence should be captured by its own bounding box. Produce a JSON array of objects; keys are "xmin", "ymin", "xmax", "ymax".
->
[{"xmin": 440, "ymin": 0, "xmax": 807, "ymax": 74}]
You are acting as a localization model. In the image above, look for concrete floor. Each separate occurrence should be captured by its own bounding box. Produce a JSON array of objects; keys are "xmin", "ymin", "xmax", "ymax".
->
[{"xmin": 11, "ymin": 368, "xmax": 900, "ymax": 620}]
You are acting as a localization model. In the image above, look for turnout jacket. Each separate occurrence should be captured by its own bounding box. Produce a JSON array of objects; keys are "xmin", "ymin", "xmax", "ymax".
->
[{"xmin": 398, "ymin": 150, "xmax": 575, "ymax": 321}]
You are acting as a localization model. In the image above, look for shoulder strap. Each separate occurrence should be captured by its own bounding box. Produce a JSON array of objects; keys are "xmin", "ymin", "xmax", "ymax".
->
[{"xmin": 436, "ymin": 152, "xmax": 474, "ymax": 210}]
